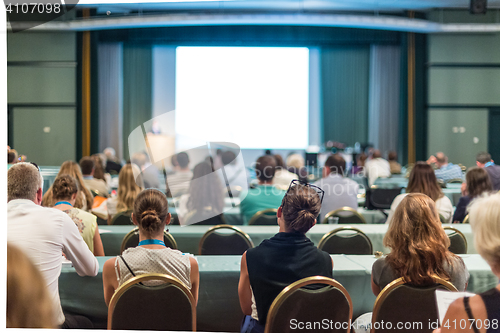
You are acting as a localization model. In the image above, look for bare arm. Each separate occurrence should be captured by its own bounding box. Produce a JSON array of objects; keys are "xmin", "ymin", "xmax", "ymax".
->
[
  {"xmin": 103, "ymin": 257, "xmax": 118, "ymax": 306},
  {"xmin": 93, "ymin": 226, "xmax": 105, "ymax": 256},
  {"xmin": 371, "ymin": 274, "xmax": 381, "ymax": 296},
  {"xmin": 189, "ymin": 257, "xmax": 199, "ymax": 305},
  {"xmin": 238, "ymin": 252, "xmax": 253, "ymax": 315}
]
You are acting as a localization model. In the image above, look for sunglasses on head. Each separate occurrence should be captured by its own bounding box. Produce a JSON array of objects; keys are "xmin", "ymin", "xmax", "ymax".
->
[{"xmin": 281, "ymin": 179, "xmax": 325, "ymax": 208}]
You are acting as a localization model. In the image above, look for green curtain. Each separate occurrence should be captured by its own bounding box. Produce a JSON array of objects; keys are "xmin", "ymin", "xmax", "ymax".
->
[
  {"xmin": 122, "ymin": 43, "xmax": 153, "ymax": 160},
  {"xmin": 321, "ymin": 46, "xmax": 370, "ymax": 146}
]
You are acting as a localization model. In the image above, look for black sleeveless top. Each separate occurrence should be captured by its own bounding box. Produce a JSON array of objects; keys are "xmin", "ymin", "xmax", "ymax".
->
[
  {"xmin": 246, "ymin": 232, "xmax": 333, "ymax": 326},
  {"xmin": 482, "ymin": 288, "xmax": 500, "ymax": 333}
]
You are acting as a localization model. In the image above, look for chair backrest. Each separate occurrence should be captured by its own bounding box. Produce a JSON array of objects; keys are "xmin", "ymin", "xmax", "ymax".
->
[
  {"xmin": 183, "ymin": 208, "xmax": 226, "ymax": 226},
  {"xmin": 444, "ymin": 226, "xmax": 468, "ymax": 254},
  {"xmin": 446, "ymin": 178, "xmax": 463, "ymax": 184},
  {"xmin": 108, "ymin": 273, "xmax": 196, "ymax": 331},
  {"xmin": 199, "ymin": 224, "xmax": 254, "ymax": 255},
  {"xmin": 317, "ymin": 227, "xmax": 373, "ymax": 255},
  {"xmin": 463, "ymin": 214, "xmax": 469, "ymax": 224},
  {"xmin": 372, "ymin": 277, "xmax": 457, "ymax": 333},
  {"xmin": 365, "ymin": 188, "xmax": 403, "ymax": 210},
  {"xmin": 265, "ymin": 276, "xmax": 352, "ymax": 333},
  {"xmin": 248, "ymin": 209, "xmax": 278, "ymax": 226},
  {"xmin": 110, "ymin": 210, "xmax": 134, "ymax": 225},
  {"xmin": 439, "ymin": 214, "xmax": 447, "ymax": 224},
  {"xmin": 322, "ymin": 207, "xmax": 366, "ymax": 224},
  {"xmin": 120, "ymin": 227, "xmax": 178, "ymax": 254}
]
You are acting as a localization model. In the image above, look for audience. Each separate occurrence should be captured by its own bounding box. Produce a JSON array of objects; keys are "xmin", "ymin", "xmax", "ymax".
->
[
  {"xmin": 52, "ymin": 174, "xmax": 105, "ymax": 256},
  {"xmin": 166, "ymin": 152, "xmax": 193, "ymax": 197},
  {"xmin": 220, "ymin": 150, "xmax": 247, "ymax": 192},
  {"xmin": 364, "ymin": 149, "xmax": 391, "ymax": 186},
  {"xmin": 386, "ymin": 162, "xmax": 454, "ymax": 224},
  {"xmin": 239, "ymin": 155, "xmax": 286, "ymax": 224},
  {"xmin": 107, "ymin": 163, "xmax": 144, "ymax": 223},
  {"xmin": 80, "ymin": 156, "xmax": 111, "ymax": 196},
  {"xmin": 131, "ymin": 152, "xmax": 160, "ymax": 189},
  {"xmin": 452, "ymin": 167, "xmax": 493, "ymax": 223},
  {"xmin": 103, "ymin": 147, "xmax": 122, "ymax": 175},
  {"xmin": 388, "ymin": 150, "xmax": 401, "ymax": 174},
  {"xmin": 238, "ymin": 182, "xmax": 332, "ymax": 333},
  {"xmin": 427, "ymin": 152, "xmax": 463, "ymax": 182},
  {"xmin": 7, "ymin": 243, "xmax": 55, "ymax": 328},
  {"xmin": 313, "ymin": 154, "xmax": 358, "ymax": 221},
  {"xmin": 42, "ymin": 160, "xmax": 94, "ymax": 211},
  {"xmin": 176, "ymin": 161, "xmax": 224, "ymax": 225},
  {"xmin": 272, "ymin": 154, "xmax": 297, "ymax": 189},
  {"xmin": 373, "ymin": 193, "xmax": 469, "ymax": 295},
  {"xmin": 434, "ymin": 192, "xmax": 500, "ymax": 333},
  {"xmin": 286, "ymin": 153, "xmax": 308, "ymax": 183},
  {"xmin": 350, "ymin": 152, "xmax": 367, "ymax": 175},
  {"xmin": 476, "ymin": 151, "xmax": 500, "ymax": 191},
  {"xmin": 102, "ymin": 189, "xmax": 199, "ymax": 306},
  {"xmin": 91, "ymin": 154, "xmax": 111, "ymax": 187},
  {"xmin": 7, "ymin": 162, "xmax": 99, "ymax": 328}
]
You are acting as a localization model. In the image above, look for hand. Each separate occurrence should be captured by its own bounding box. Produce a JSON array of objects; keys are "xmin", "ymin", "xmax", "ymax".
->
[
  {"xmin": 62, "ymin": 252, "xmax": 67, "ymax": 259},
  {"xmin": 427, "ymin": 155, "xmax": 437, "ymax": 165},
  {"xmin": 433, "ymin": 328, "xmax": 441, "ymax": 333}
]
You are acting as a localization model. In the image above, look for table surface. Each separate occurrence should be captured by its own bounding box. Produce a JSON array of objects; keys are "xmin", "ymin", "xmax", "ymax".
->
[{"xmin": 59, "ymin": 254, "xmax": 497, "ymax": 332}]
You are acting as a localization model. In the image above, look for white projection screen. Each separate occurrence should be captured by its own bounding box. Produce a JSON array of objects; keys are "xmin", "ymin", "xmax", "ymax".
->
[{"xmin": 175, "ymin": 47, "xmax": 309, "ymax": 151}]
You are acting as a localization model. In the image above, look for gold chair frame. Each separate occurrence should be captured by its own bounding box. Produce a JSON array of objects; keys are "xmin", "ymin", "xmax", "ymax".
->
[
  {"xmin": 317, "ymin": 226, "xmax": 373, "ymax": 254},
  {"xmin": 265, "ymin": 276, "xmax": 353, "ymax": 333},
  {"xmin": 443, "ymin": 226, "xmax": 468, "ymax": 253},
  {"xmin": 248, "ymin": 208, "xmax": 278, "ymax": 225},
  {"xmin": 107, "ymin": 273, "xmax": 196, "ymax": 331},
  {"xmin": 120, "ymin": 227, "xmax": 178, "ymax": 254},
  {"xmin": 463, "ymin": 214, "xmax": 469, "ymax": 224},
  {"xmin": 198, "ymin": 224, "xmax": 254, "ymax": 255},
  {"xmin": 322, "ymin": 207, "xmax": 367, "ymax": 224}
]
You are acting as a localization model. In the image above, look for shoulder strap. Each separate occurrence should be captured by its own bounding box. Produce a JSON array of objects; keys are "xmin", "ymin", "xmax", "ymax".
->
[
  {"xmin": 463, "ymin": 297, "xmax": 480, "ymax": 333},
  {"xmin": 119, "ymin": 255, "xmax": 144, "ymax": 286}
]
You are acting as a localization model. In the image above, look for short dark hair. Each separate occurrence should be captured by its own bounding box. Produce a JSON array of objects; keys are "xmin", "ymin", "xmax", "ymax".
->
[
  {"xmin": 52, "ymin": 174, "xmax": 78, "ymax": 201},
  {"xmin": 373, "ymin": 150, "xmax": 382, "ymax": 159},
  {"xmin": 388, "ymin": 151, "xmax": 397, "ymax": 161},
  {"xmin": 176, "ymin": 152, "xmax": 189, "ymax": 169},
  {"xmin": 466, "ymin": 167, "xmax": 493, "ymax": 198},
  {"xmin": 325, "ymin": 154, "xmax": 346, "ymax": 175},
  {"xmin": 476, "ymin": 152, "xmax": 492, "ymax": 164},
  {"xmin": 79, "ymin": 157, "xmax": 94, "ymax": 175},
  {"xmin": 8, "ymin": 152, "xmax": 16, "ymax": 163},
  {"xmin": 274, "ymin": 154, "xmax": 285, "ymax": 169},
  {"xmin": 255, "ymin": 155, "xmax": 276, "ymax": 182},
  {"xmin": 221, "ymin": 151, "xmax": 236, "ymax": 166}
]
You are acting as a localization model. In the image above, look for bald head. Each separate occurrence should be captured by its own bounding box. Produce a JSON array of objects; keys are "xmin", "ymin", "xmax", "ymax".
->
[
  {"xmin": 435, "ymin": 152, "xmax": 448, "ymax": 165},
  {"xmin": 8, "ymin": 162, "xmax": 43, "ymax": 203}
]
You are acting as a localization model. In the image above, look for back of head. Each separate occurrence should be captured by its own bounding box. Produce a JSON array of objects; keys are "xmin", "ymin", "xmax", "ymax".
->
[
  {"xmin": 118, "ymin": 163, "xmax": 143, "ymax": 211},
  {"xmin": 8, "ymin": 151, "xmax": 17, "ymax": 163},
  {"xmin": 286, "ymin": 154, "xmax": 304, "ymax": 169},
  {"xmin": 91, "ymin": 155, "xmax": 106, "ymax": 181},
  {"xmin": 357, "ymin": 153, "xmax": 367, "ymax": 166},
  {"xmin": 407, "ymin": 162, "xmax": 442, "ymax": 201},
  {"xmin": 255, "ymin": 155, "xmax": 277, "ymax": 183},
  {"xmin": 192, "ymin": 161, "xmax": 213, "ymax": 179},
  {"xmin": 388, "ymin": 151, "xmax": 397, "ymax": 161},
  {"xmin": 435, "ymin": 152, "xmax": 447, "ymax": 164},
  {"xmin": 384, "ymin": 193, "xmax": 452, "ymax": 285},
  {"xmin": 372, "ymin": 150, "xmax": 382, "ymax": 159},
  {"xmin": 466, "ymin": 167, "xmax": 493, "ymax": 198},
  {"xmin": 52, "ymin": 174, "xmax": 78, "ymax": 201},
  {"xmin": 131, "ymin": 152, "xmax": 147, "ymax": 168},
  {"xmin": 104, "ymin": 147, "xmax": 116, "ymax": 159},
  {"xmin": 8, "ymin": 163, "xmax": 42, "ymax": 202},
  {"xmin": 134, "ymin": 189, "xmax": 169, "ymax": 235},
  {"xmin": 79, "ymin": 156, "xmax": 94, "ymax": 176},
  {"xmin": 57, "ymin": 160, "xmax": 93, "ymax": 209},
  {"xmin": 221, "ymin": 151, "xmax": 236, "ymax": 166},
  {"xmin": 325, "ymin": 154, "xmax": 346, "ymax": 175},
  {"xmin": 469, "ymin": 192, "xmax": 500, "ymax": 268},
  {"xmin": 281, "ymin": 184, "xmax": 321, "ymax": 234},
  {"xmin": 476, "ymin": 152, "xmax": 492, "ymax": 164},
  {"xmin": 176, "ymin": 152, "xmax": 190, "ymax": 169},
  {"xmin": 274, "ymin": 154, "xmax": 285, "ymax": 169},
  {"xmin": 7, "ymin": 243, "xmax": 54, "ymax": 328}
]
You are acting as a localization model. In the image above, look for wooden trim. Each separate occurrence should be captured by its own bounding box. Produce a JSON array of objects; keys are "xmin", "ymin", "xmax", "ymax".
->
[
  {"xmin": 81, "ymin": 8, "xmax": 91, "ymax": 157},
  {"xmin": 407, "ymin": 11, "xmax": 416, "ymax": 164}
]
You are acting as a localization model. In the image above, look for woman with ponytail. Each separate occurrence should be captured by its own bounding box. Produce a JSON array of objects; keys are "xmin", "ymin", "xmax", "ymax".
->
[
  {"xmin": 102, "ymin": 189, "xmax": 199, "ymax": 306},
  {"xmin": 238, "ymin": 180, "xmax": 333, "ymax": 333}
]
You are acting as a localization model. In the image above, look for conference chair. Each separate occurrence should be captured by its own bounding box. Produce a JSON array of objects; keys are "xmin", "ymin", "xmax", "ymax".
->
[
  {"xmin": 183, "ymin": 208, "xmax": 226, "ymax": 226},
  {"xmin": 108, "ymin": 273, "xmax": 196, "ymax": 331},
  {"xmin": 365, "ymin": 187, "xmax": 403, "ymax": 216},
  {"xmin": 444, "ymin": 226, "xmax": 468, "ymax": 254},
  {"xmin": 110, "ymin": 210, "xmax": 133, "ymax": 225},
  {"xmin": 265, "ymin": 276, "xmax": 353, "ymax": 333},
  {"xmin": 248, "ymin": 209, "xmax": 278, "ymax": 226},
  {"xmin": 120, "ymin": 227, "xmax": 178, "ymax": 254},
  {"xmin": 439, "ymin": 214, "xmax": 448, "ymax": 224},
  {"xmin": 198, "ymin": 225, "xmax": 254, "ymax": 255},
  {"xmin": 463, "ymin": 214, "xmax": 469, "ymax": 224},
  {"xmin": 446, "ymin": 178, "xmax": 463, "ymax": 184},
  {"xmin": 371, "ymin": 277, "xmax": 457, "ymax": 333},
  {"xmin": 317, "ymin": 227, "xmax": 373, "ymax": 255},
  {"xmin": 322, "ymin": 207, "xmax": 366, "ymax": 224}
]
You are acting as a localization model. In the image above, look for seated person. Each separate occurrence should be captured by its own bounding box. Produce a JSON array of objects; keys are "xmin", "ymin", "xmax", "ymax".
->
[
  {"xmin": 386, "ymin": 162, "xmax": 453, "ymax": 224},
  {"xmin": 272, "ymin": 154, "xmax": 298, "ymax": 189},
  {"xmin": 238, "ymin": 181, "xmax": 333, "ymax": 333},
  {"xmin": 80, "ymin": 156, "xmax": 110, "ymax": 196},
  {"xmin": 219, "ymin": 150, "xmax": 248, "ymax": 194},
  {"xmin": 427, "ymin": 152, "xmax": 463, "ymax": 183},
  {"xmin": 107, "ymin": 163, "xmax": 144, "ymax": 223},
  {"xmin": 131, "ymin": 152, "xmax": 160, "ymax": 189},
  {"xmin": 91, "ymin": 154, "xmax": 112, "ymax": 188},
  {"xmin": 313, "ymin": 154, "xmax": 358, "ymax": 221},
  {"xmin": 102, "ymin": 189, "xmax": 199, "ymax": 306},
  {"xmin": 364, "ymin": 150, "xmax": 391, "ymax": 186},
  {"xmin": 452, "ymin": 167, "xmax": 493, "ymax": 223},
  {"xmin": 166, "ymin": 152, "xmax": 193, "ymax": 197},
  {"xmin": 388, "ymin": 150, "xmax": 401, "ymax": 174},
  {"xmin": 103, "ymin": 147, "xmax": 122, "ymax": 175},
  {"xmin": 350, "ymin": 152, "xmax": 367, "ymax": 175},
  {"xmin": 476, "ymin": 151, "xmax": 500, "ymax": 191},
  {"xmin": 286, "ymin": 153, "xmax": 308, "ymax": 183},
  {"xmin": 434, "ymin": 192, "xmax": 500, "ymax": 333},
  {"xmin": 373, "ymin": 193, "xmax": 469, "ymax": 295},
  {"xmin": 239, "ymin": 155, "xmax": 286, "ymax": 224},
  {"xmin": 51, "ymin": 174, "xmax": 105, "ymax": 256}
]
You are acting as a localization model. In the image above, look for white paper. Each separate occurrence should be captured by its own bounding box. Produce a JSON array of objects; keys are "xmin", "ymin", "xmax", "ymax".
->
[
  {"xmin": 61, "ymin": 256, "xmax": 73, "ymax": 266},
  {"xmin": 436, "ymin": 289, "xmax": 476, "ymax": 324},
  {"xmin": 99, "ymin": 229, "xmax": 112, "ymax": 234}
]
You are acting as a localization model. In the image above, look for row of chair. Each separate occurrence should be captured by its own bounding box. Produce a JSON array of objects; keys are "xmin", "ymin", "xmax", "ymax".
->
[
  {"xmin": 108, "ymin": 272, "xmax": 457, "ymax": 333},
  {"xmin": 120, "ymin": 224, "xmax": 468, "ymax": 256}
]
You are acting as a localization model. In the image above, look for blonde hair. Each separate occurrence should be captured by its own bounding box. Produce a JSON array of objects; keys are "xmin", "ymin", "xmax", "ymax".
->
[
  {"xmin": 469, "ymin": 192, "xmax": 500, "ymax": 268},
  {"xmin": 7, "ymin": 162, "xmax": 43, "ymax": 202},
  {"xmin": 117, "ymin": 163, "xmax": 144, "ymax": 212},
  {"xmin": 43, "ymin": 161, "xmax": 94, "ymax": 210},
  {"xmin": 7, "ymin": 243, "xmax": 55, "ymax": 328},
  {"xmin": 384, "ymin": 193, "xmax": 457, "ymax": 285},
  {"xmin": 286, "ymin": 154, "xmax": 305, "ymax": 170}
]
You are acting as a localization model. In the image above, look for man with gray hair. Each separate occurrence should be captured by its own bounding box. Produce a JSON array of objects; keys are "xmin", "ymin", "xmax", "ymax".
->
[
  {"xmin": 427, "ymin": 152, "xmax": 463, "ymax": 182},
  {"xmin": 7, "ymin": 162, "xmax": 99, "ymax": 328},
  {"xmin": 103, "ymin": 147, "xmax": 122, "ymax": 174}
]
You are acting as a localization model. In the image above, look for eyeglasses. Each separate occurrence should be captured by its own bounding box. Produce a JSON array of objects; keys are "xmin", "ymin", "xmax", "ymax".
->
[
  {"xmin": 29, "ymin": 162, "xmax": 40, "ymax": 171},
  {"xmin": 281, "ymin": 179, "xmax": 325, "ymax": 207}
]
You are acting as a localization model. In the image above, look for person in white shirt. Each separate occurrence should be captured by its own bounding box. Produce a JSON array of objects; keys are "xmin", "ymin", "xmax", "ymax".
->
[
  {"xmin": 166, "ymin": 152, "xmax": 193, "ymax": 197},
  {"xmin": 364, "ymin": 150, "xmax": 392, "ymax": 186},
  {"xmin": 7, "ymin": 162, "xmax": 99, "ymax": 328},
  {"xmin": 272, "ymin": 154, "xmax": 298, "ymax": 189}
]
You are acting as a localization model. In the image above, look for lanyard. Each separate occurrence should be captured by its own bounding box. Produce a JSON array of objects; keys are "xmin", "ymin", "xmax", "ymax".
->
[
  {"xmin": 138, "ymin": 239, "xmax": 165, "ymax": 246},
  {"xmin": 54, "ymin": 201, "xmax": 72, "ymax": 207},
  {"xmin": 485, "ymin": 162, "xmax": 495, "ymax": 167}
]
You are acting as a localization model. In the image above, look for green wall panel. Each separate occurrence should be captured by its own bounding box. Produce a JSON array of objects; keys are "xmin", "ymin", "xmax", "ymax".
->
[
  {"xmin": 429, "ymin": 34, "xmax": 500, "ymax": 63},
  {"xmin": 7, "ymin": 31, "xmax": 76, "ymax": 61}
]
